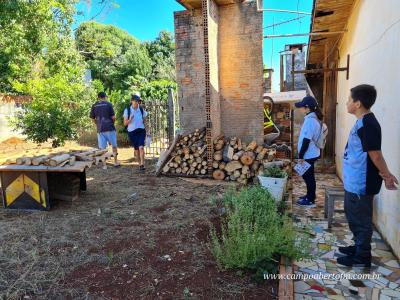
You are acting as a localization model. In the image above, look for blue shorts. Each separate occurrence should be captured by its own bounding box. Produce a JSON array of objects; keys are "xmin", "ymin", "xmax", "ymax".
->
[
  {"xmin": 97, "ymin": 131, "xmax": 118, "ymax": 149},
  {"xmin": 128, "ymin": 128, "xmax": 146, "ymax": 150}
]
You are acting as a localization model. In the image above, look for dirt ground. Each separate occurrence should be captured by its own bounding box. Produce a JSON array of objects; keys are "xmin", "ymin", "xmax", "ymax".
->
[{"xmin": 0, "ymin": 139, "xmax": 278, "ymax": 299}]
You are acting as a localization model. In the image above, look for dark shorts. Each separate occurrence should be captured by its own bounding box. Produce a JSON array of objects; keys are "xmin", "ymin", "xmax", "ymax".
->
[{"xmin": 128, "ymin": 128, "xmax": 146, "ymax": 150}]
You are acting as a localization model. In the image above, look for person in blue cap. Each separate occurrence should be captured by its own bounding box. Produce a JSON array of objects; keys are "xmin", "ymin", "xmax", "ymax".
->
[
  {"xmin": 123, "ymin": 94, "xmax": 149, "ymax": 171},
  {"xmin": 294, "ymin": 96, "xmax": 324, "ymax": 208}
]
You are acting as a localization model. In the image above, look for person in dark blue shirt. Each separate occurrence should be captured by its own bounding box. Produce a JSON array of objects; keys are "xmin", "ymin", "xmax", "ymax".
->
[
  {"xmin": 337, "ymin": 84, "xmax": 398, "ymax": 267},
  {"xmin": 90, "ymin": 92, "xmax": 120, "ymax": 167}
]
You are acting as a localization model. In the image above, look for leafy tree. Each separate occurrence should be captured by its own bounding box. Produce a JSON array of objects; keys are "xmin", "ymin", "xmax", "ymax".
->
[
  {"xmin": 12, "ymin": 72, "xmax": 95, "ymax": 147},
  {"xmin": 75, "ymin": 21, "xmax": 152, "ymax": 91},
  {"xmin": 144, "ymin": 31, "xmax": 176, "ymax": 81},
  {"xmin": 0, "ymin": 0, "xmax": 79, "ymax": 93},
  {"xmin": 1, "ymin": 0, "xmax": 96, "ymax": 146}
]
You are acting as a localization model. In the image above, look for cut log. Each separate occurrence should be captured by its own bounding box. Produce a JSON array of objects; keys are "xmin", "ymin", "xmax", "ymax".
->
[
  {"xmin": 251, "ymin": 161, "xmax": 260, "ymax": 172},
  {"xmin": 198, "ymin": 145, "xmax": 207, "ymax": 155},
  {"xmin": 230, "ymin": 175, "xmax": 237, "ymax": 181},
  {"xmin": 16, "ymin": 157, "xmax": 28, "ymax": 165},
  {"xmin": 256, "ymin": 146, "xmax": 263, "ymax": 154},
  {"xmin": 69, "ymin": 156, "xmax": 76, "ymax": 166},
  {"xmin": 196, "ymin": 157, "xmax": 202, "ymax": 164},
  {"xmin": 32, "ymin": 155, "xmax": 49, "ymax": 166},
  {"xmin": 213, "ymin": 135, "xmax": 224, "ymax": 144},
  {"xmin": 196, "ymin": 164, "xmax": 202, "ymax": 170},
  {"xmin": 176, "ymin": 167, "xmax": 182, "ymax": 174},
  {"xmin": 240, "ymin": 151, "xmax": 255, "ymax": 166},
  {"xmin": 156, "ymin": 134, "xmax": 181, "ymax": 176},
  {"xmin": 183, "ymin": 147, "xmax": 190, "ymax": 155},
  {"xmin": 214, "ymin": 140, "xmax": 225, "ymax": 151},
  {"xmin": 213, "ymin": 151, "xmax": 222, "ymax": 161},
  {"xmin": 229, "ymin": 137, "xmax": 238, "ymax": 146},
  {"xmin": 195, "ymin": 170, "xmax": 200, "ymax": 175},
  {"xmin": 242, "ymin": 165, "xmax": 250, "ymax": 175},
  {"xmin": 49, "ymin": 154, "xmax": 71, "ymax": 167},
  {"xmin": 182, "ymin": 166, "xmax": 189, "ymax": 173},
  {"xmin": 201, "ymin": 161, "xmax": 207, "ymax": 166},
  {"xmin": 23, "ymin": 157, "xmax": 32, "ymax": 166},
  {"xmin": 213, "ymin": 169, "xmax": 225, "ymax": 180},
  {"xmin": 174, "ymin": 156, "xmax": 182, "ymax": 164},
  {"xmin": 257, "ymin": 148, "xmax": 269, "ymax": 161},
  {"xmin": 218, "ymin": 162, "xmax": 226, "ymax": 170},
  {"xmin": 200, "ymin": 169, "xmax": 207, "ymax": 175},
  {"xmin": 222, "ymin": 145, "xmax": 234, "ymax": 162},
  {"xmin": 225, "ymin": 160, "xmax": 243, "ymax": 173},
  {"xmin": 213, "ymin": 161, "xmax": 219, "ymax": 169},
  {"xmin": 162, "ymin": 165, "xmax": 170, "ymax": 173},
  {"xmin": 233, "ymin": 170, "xmax": 241, "ymax": 178},
  {"xmin": 237, "ymin": 139, "xmax": 242, "ymax": 151},
  {"xmin": 246, "ymin": 140, "xmax": 257, "ymax": 151},
  {"xmin": 232, "ymin": 150, "xmax": 244, "ymax": 160}
]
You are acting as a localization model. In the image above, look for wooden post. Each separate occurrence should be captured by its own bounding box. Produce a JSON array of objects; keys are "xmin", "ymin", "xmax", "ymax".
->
[
  {"xmin": 167, "ymin": 88, "xmax": 175, "ymax": 143},
  {"xmin": 322, "ymin": 43, "xmax": 329, "ymax": 170}
]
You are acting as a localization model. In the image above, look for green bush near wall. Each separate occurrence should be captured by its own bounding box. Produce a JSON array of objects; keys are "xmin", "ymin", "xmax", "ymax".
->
[{"xmin": 210, "ymin": 186, "xmax": 310, "ymax": 281}]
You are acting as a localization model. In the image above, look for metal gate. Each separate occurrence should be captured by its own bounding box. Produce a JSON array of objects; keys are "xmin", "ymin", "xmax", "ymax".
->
[{"xmin": 142, "ymin": 91, "xmax": 178, "ymax": 158}]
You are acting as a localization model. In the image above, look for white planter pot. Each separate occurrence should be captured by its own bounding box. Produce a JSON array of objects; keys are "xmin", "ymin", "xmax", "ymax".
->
[{"xmin": 258, "ymin": 175, "xmax": 288, "ymax": 202}]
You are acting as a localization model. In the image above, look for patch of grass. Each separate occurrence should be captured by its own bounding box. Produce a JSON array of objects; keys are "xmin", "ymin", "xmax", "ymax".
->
[{"xmin": 210, "ymin": 186, "xmax": 310, "ymax": 281}]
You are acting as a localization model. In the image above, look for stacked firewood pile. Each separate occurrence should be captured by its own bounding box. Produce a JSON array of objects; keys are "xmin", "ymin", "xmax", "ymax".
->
[
  {"xmin": 1, "ymin": 149, "xmax": 112, "ymax": 167},
  {"xmin": 212, "ymin": 136, "xmax": 278, "ymax": 184},
  {"xmin": 161, "ymin": 128, "xmax": 209, "ymax": 176},
  {"xmin": 158, "ymin": 128, "xmax": 288, "ymax": 184}
]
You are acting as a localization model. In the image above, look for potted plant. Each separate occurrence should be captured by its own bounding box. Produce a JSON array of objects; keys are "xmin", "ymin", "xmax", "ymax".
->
[{"xmin": 258, "ymin": 166, "xmax": 288, "ymax": 201}]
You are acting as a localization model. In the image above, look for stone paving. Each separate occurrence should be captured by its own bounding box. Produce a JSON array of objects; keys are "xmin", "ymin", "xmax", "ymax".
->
[{"xmin": 292, "ymin": 173, "xmax": 400, "ymax": 300}]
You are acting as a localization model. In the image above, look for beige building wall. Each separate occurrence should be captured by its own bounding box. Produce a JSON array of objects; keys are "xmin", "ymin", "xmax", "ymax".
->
[{"xmin": 336, "ymin": 0, "xmax": 400, "ymax": 258}]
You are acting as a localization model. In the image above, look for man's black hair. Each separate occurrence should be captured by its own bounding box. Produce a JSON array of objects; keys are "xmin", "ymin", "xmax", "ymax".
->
[
  {"xmin": 350, "ymin": 84, "xmax": 377, "ymax": 109},
  {"xmin": 98, "ymin": 92, "xmax": 106, "ymax": 99}
]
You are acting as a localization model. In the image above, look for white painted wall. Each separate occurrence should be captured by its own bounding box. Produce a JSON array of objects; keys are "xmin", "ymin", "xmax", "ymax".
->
[
  {"xmin": 0, "ymin": 102, "xmax": 23, "ymax": 142},
  {"xmin": 336, "ymin": 0, "xmax": 400, "ymax": 258}
]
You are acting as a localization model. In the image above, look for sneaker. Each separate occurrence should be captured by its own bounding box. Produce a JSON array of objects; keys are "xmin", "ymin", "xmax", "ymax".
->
[
  {"xmin": 296, "ymin": 197, "xmax": 316, "ymax": 208},
  {"xmin": 337, "ymin": 255, "xmax": 371, "ymax": 268},
  {"xmin": 339, "ymin": 245, "xmax": 356, "ymax": 256}
]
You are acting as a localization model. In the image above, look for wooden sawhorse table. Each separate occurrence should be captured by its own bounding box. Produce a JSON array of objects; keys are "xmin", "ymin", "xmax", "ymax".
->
[{"xmin": 0, "ymin": 162, "xmax": 91, "ymax": 210}]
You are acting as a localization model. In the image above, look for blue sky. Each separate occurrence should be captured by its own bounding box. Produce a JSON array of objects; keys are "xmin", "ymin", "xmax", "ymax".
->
[{"xmin": 75, "ymin": 0, "xmax": 313, "ymax": 91}]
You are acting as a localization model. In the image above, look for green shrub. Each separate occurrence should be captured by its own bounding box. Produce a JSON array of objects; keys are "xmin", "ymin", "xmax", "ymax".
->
[
  {"xmin": 262, "ymin": 166, "xmax": 288, "ymax": 178},
  {"xmin": 210, "ymin": 186, "xmax": 310, "ymax": 280},
  {"xmin": 11, "ymin": 72, "xmax": 94, "ymax": 147}
]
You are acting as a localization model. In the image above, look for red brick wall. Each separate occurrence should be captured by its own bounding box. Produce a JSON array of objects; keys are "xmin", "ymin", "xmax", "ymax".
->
[
  {"xmin": 174, "ymin": 10, "xmax": 206, "ymax": 134},
  {"xmin": 174, "ymin": 1, "xmax": 264, "ymax": 143},
  {"xmin": 218, "ymin": 1, "xmax": 264, "ymax": 144}
]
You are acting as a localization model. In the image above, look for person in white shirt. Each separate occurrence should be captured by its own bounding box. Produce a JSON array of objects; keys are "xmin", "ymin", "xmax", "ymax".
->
[
  {"xmin": 295, "ymin": 96, "xmax": 324, "ymax": 208},
  {"xmin": 123, "ymin": 94, "xmax": 149, "ymax": 171}
]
